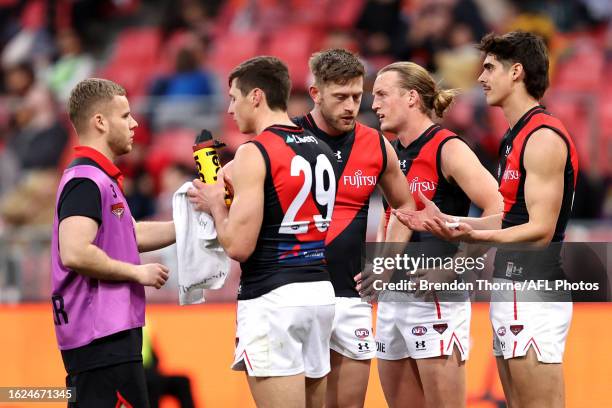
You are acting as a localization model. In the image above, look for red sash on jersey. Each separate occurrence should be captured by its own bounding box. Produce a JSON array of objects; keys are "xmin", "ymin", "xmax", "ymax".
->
[
  {"xmin": 405, "ymin": 128, "xmax": 456, "ymax": 209},
  {"xmin": 384, "ymin": 127, "xmax": 459, "ymax": 228},
  {"xmin": 326, "ymin": 122, "xmax": 384, "ymax": 244},
  {"xmin": 499, "ymin": 112, "xmax": 579, "ymax": 215}
]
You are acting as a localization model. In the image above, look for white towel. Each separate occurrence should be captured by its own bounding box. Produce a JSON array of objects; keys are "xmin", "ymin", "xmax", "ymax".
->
[{"xmin": 173, "ymin": 181, "xmax": 230, "ymax": 305}]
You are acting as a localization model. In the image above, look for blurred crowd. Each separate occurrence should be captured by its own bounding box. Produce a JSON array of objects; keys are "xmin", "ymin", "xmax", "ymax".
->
[{"xmin": 0, "ymin": 0, "xmax": 610, "ymax": 233}]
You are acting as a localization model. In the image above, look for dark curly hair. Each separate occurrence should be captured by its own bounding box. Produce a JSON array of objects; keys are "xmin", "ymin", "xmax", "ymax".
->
[{"xmin": 478, "ymin": 31, "xmax": 549, "ymax": 100}]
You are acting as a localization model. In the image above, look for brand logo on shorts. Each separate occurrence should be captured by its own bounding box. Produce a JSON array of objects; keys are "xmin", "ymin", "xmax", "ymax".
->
[
  {"xmin": 500, "ymin": 340, "xmax": 506, "ymax": 350},
  {"xmin": 111, "ymin": 202, "xmax": 125, "ymax": 219},
  {"xmin": 376, "ymin": 341, "xmax": 386, "ymax": 353},
  {"xmin": 497, "ymin": 326, "xmax": 507, "ymax": 336},
  {"xmin": 415, "ymin": 341, "xmax": 426, "ymax": 350},
  {"xmin": 412, "ymin": 326, "xmax": 427, "ymax": 336},
  {"xmin": 505, "ymin": 261, "xmax": 524, "ymax": 278},
  {"xmin": 355, "ymin": 328, "xmax": 370, "ymax": 339},
  {"xmin": 357, "ymin": 342, "xmax": 370, "ymax": 352},
  {"xmin": 510, "ymin": 325, "xmax": 524, "ymax": 336},
  {"xmin": 433, "ymin": 323, "xmax": 448, "ymax": 334}
]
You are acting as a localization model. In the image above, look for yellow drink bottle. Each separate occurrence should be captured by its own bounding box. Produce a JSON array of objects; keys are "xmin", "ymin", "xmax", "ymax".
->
[{"xmin": 192, "ymin": 129, "xmax": 232, "ymax": 206}]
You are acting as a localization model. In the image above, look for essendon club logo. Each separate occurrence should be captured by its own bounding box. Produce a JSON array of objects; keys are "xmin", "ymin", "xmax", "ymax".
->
[
  {"xmin": 510, "ymin": 325, "xmax": 524, "ymax": 336},
  {"xmin": 433, "ymin": 323, "xmax": 448, "ymax": 334},
  {"xmin": 111, "ymin": 202, "xmax": 125, "ymax": 219}
]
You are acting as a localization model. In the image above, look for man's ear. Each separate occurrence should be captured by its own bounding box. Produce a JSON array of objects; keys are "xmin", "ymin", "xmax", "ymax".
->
[
  {"xmin": 309, "ymin": 85, "xmax": 321, "ymax": 105},
  {"xmin": 511, "ymin": 62, "xmax": 524, "ymax": 81},
  {"xmin": 408, "ymin": 89, "xmax": 419, "ymax": 108},
  {"xmin": 92, "ymin": 113, "xmax": 106, "ymax": 133},
  {"xmin": 251, "ymin": 88, "xmax": 263, "ymax": 107}
]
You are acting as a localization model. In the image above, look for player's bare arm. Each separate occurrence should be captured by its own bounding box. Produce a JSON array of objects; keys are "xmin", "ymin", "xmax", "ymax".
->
[
  {"xmin": 377, "ymin": 138, "xmax": 415, "ymax": 242},
  {"xmin": 393, "ymin": 138, "xmax": 504, "ymax": 234},
  {"xmin": 59, "ymin": 216, "xmax": 169, "ymax": 288},
  {"xmin": 441, "ymin": 138, "xmax": 503, "ymax": 217},
  {"xmin": 468, "ymin": 128, "xmax": 567, "ymax": 244},
  {"xmin": 423, "ymin": 128, "xmax": 567, "ymax": 243},
  {"xmin": 189, "ymin": 143, "xmax": 265, "ymax": 262},
  {"xmin": 133, "ymin": 221, "xmax": 176, "ymax": 252},
  {"xmin": 376, "ymin": 211, "xmax": 386, "ymax": 242}
]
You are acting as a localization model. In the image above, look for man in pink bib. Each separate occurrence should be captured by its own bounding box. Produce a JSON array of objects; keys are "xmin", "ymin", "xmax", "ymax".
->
[{"xmin": 51, "ymin": 78, "xmax": 176, "ymax": 407}]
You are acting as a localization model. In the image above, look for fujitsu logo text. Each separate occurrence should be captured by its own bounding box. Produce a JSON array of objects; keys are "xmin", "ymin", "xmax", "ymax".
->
[
  {"xmin": 343, "ymin": 170, "xmax": 377, "ymax": 188},
  {"xmin": 503, "ymin": 169, "xmax": 520, "ymax": 181},
  {"xmin": 409, "ymin": 177, "xmax": 436, "ymax": 194}
]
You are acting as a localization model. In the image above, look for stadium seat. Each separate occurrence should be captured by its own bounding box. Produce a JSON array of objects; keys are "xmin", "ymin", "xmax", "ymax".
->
[
  {"xmin": 263, "ymin": 25, "xmax": 321, "ymax": 90},
  {"xmin": 546, "ymin": 96, "xmax": 591, "ymax": 173},
  {"xmin": 145, "ymin": 128, "xmax": 197, "ymax": 190},
  {"xmin": 597, "ymin": 91, "xmax": 612, "ymax": 175},
  {"xmin": 327, "ymin": 0, "xmax": 365, "ymax": 29},
  {"xmin": 209, "ymin": 31, "xmax": 262, "ymax": 78},
  {"xmin": 111, "ymin": 27, "xmax": 161, "ymax": 65},
  {"xmin": 553, "ymin": 39, "xmax": 604, "ymax": 92},
  {"xmin": 96, "ymin": 27, "xmax": 162, "ymax": 97}
]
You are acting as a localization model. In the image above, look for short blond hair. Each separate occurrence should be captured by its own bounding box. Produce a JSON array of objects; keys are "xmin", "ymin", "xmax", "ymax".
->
[
  {"xmin": 379, "ymin": 62, "xmax": 458, "ymax": 118},
  {"xmin": 68, "ymin": 78, "xmax": 126, "ymax": 132}
]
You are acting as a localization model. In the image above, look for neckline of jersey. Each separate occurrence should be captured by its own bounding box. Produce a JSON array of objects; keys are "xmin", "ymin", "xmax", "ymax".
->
[{"xmin": 396, "ymin": 123, "xmax": 441, "ymax": 151}]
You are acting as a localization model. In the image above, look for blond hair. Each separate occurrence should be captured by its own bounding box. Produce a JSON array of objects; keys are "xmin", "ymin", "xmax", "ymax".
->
[
  {"xmin": 378, "ymin": 62, "xmax": 458, "ymax": 118},
  {"xmin": 68, "ymin": 78, "xmax": 126, "ymax": 132}
]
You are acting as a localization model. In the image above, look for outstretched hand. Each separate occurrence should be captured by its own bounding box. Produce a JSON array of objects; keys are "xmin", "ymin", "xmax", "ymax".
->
[
  {"xmin": 393, "ymin": 190, "xmax": 452, "ymax": 231},
  {"xmin": 422, "ymin": 217, "xmax": 475, "ymax": 242}
]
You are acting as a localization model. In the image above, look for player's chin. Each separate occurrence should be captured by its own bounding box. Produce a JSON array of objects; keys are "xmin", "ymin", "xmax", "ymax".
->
[
  {"xmin": 485, "ymin": 93, "xmax": 501, "ymax": 107},
  {"xmin": 379, "ymin": 121, "xmax": 394, "ymax": 133},
  {"xmin": 336, "ymin": 119, "xmax": 355, "ymax": 132}
]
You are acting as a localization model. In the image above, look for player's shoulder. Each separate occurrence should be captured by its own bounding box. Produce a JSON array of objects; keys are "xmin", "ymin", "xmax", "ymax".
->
[
  {"xmin": 529, "ymin": 127, "xmax": 568, "ymax": 148},
  {"xmin": 354, "ymin": 121, "xmax": 380, "ymax": 136},
  {"xmin": 523, "ymin": 127, "xmax": 568, "ymax": 167},
  {"xmin": 291, "ymin": 115, "xmax": 308, "ymax": 128}
]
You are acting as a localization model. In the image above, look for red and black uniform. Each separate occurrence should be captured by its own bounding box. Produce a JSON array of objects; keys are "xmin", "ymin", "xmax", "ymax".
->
[
  {"xmin": 384, "ymin": 124, "xmax": 470, "ymax": 245},
  {"xmin": 239, "ymin": 124, "xmax": 338, "ymax": 300},
  {"xmin": 293, "ymin": 114, "xmax": 387, "ymax": 297},
  {"xmin": 493, "ymin": 106, "xmax": 579, "ymax": 280}
]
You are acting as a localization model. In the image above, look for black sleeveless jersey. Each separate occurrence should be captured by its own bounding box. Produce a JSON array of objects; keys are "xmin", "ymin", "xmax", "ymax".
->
[
  {"xmin": 238, "ymin": 124, "xmax": 338, "ymax": 300},
  {"xmin": 293, "ymin": 114, "xmax": 387, "ymax": 297},
  {"xmin": 493, "ymin": 106, "xmax": 579, "ymax": 281},
  {"xmin": 384, "ymin": 124, "xmax": 470, "ymax": 246}
]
